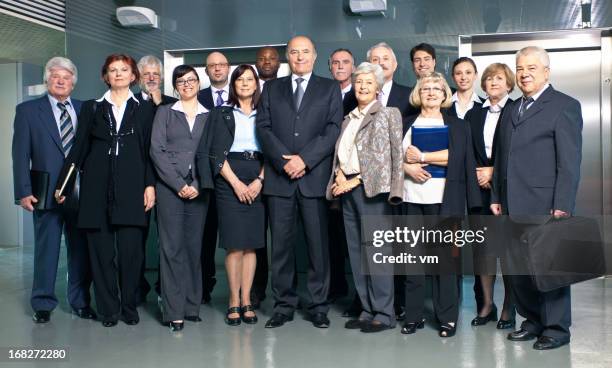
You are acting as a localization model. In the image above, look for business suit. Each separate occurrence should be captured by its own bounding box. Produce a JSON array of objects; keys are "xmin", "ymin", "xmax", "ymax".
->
[
  {"xmin": 58, "ymin": 97, "xmax": 155, "ymax": 323},
  {"xmin": 326, "ymin": 102, "xmax": 404, "ymax": 326},
  {"xmin": 12, "ymin": 95, "xmax": 92, "ymax": 314},
  {"xmin": 446, "ymin": 96, "xmax": 484, "ymax": 119},
  {"xmin": 491, "ymin": 86, "xmax": 582, "ymax": 341},
  {"xmin": 196, "ymin": 86, "xmax": 220, "ymax": 302},
  {"xmin": 150, "ymin": 102, "xmax": 211, "ymax": 322},
  {"xmin": 343, "ymin": 88, "xmax": 358, "ymax": 116},
  {"xmin": 401, "ymin": 113, "xmax": 481, "ymax": 325},
  {"xmin": 387, "ymin": 82, "xmax": 416, "ymax": 118},
  {"xmin": 134, "ymin": 90, "xmax": 177, "ymax": 299},
  {"xmin": 464, "ymin": 99, "xmax": 512, "ymax": 313},
  {"xmin": 256, "ymin": 74, "xmax": 342, "ymax": 317}
]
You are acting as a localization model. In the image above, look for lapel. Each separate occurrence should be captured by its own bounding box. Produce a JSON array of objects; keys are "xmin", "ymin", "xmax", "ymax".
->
[
  {"xmin": 283, "ymin": 76, "xmax": 295, "ymax": 112},
  {"xmin": 222, "ymin": 107, "xmax": 235, "ymax": 138},
  {"xmin": 473, "ymin": 106, "xmax": 487, "ymax": 164},
  {"xmin": 387, "ymin": 82, "xmax": 397, "ymax": 107},
  {"xmin": 117, "ymin": 98, "xmax": 137, "ymax": 134},
  {"xmin": 38, "ymin": 96, "xmax": 64, "ymax": 153},
  {"xmin": 490, "ymin": 100, "xmax": 512, "ymax": 164},
  {"xmin": 513, "ymin": 86, "xmax": 554, "ymax": 127},
  {"xmin": 191, "ymin": 111, "xmax": 206, "ymax": 140},
  {"xmin": 171, "ymin": 108, "xmax": 192, "ymax": 136},
  {"xmin": 357, "ymin": 101, "xmax": 381, "ymax": 132},
  {"xmin": 297, "ymin": 74, "xmax": 318, "ymax": 114}
]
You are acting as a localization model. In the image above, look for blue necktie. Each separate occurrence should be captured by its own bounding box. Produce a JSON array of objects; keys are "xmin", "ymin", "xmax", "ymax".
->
[
  {"xmin": 294, "ymin": 77, "xmax": 304, "ymax": 110},
  {"xmin": 518, "ymin": 96, "xmax": 534, "ymax": 119},
  {"xmin": 215, "ymin": 90, "xmax": 224, "ymax": 107},
  {"xmin": 57, "ymin": 102, "xmax": 74, "ymax": 156}
]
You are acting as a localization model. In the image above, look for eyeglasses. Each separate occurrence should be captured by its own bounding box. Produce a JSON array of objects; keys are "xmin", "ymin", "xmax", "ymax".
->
[
  {"xmin": 175, "ymin": 78, "xmax": 198, "ymax": 87},
  {"xmin": 206, "ymin": 62, "xmax": 229, "ymax": 69},
  {"xmin": 142, "ymin": 72, "xmax": 160, "ymax": 79},
  {"xmin": 420, "ymin": 87, "xmax": 444, "ymax": 93}
]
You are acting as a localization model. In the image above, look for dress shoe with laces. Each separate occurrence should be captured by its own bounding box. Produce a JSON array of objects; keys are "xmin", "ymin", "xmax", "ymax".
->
[
  {"xmin": 345, "ymin": 319, "xmax": 369, "ymax": 330},
  {"xmin": 496, "ymin": 319, "xmax": 516, "ymax": 330},
  {"xmin": 169, "ymin": 321, "xmax": 184, "ymax": 332},
  {"xmin": 264, "ymin": 313, "xmax": 293, "ymax": 328},
  {"xmin": 241, "ymin": 305, "xmax": 258, "ymax": 324},
  {"xmin": 507, "ymin": 328, "xmax": 538, "ymax": 341},
  {"xmin": 401, "ymin": 319, "xmax": 425, "ymax": 335},
  {"xmin": 33, "ymin": 311, "xmax": 51, "ymax": 323},
  {"xmin": 471, "ymin": 305, "xmax": 498, "ymax": 326},
  {"xmin": 73, "ymin": 307, "xmax": 97, "ymax": 320},
  {"xmin": 311, "ymin": 312, "xmax": 330, "ymax": 328},
  {"xmin": 533, "ymin": 336, "xmax": 569, "ymax": 350},
  {"xmin": 361, "ymin": 321, "xmax": 392, "ymax": 333},
  {"xmin": 185, "ymin": 315, "xmax": 202, "ymax": 322}
]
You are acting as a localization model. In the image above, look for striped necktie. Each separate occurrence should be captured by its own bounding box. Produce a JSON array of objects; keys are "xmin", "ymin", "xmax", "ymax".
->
[
  {"xmin": 57, "ymin": 101, "xmax": 74, "ymax": 156},
  {"xmin": 215, "ymin": 90, "xmax": 224, "ymax": 107}
]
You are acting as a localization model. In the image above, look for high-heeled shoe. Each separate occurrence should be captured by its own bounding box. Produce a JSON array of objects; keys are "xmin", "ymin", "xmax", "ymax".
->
[
  {"xmin": 496, "ymin": 318, "xmax": 516, "ymax": 329},
  {"xmin": 225, "ymin": 306, "xmax": 241, "ymax": 326},
  {"xmin": 241, "ymin": 305, "xmax": 258, "ymax": 324},
  {"xmin": 169, "ymin": 321, "xmax": 184, "ymax": 332},
  {"xmin": 471, "ymin": 305, "xmax": 498, "ymax": 326},
  {"xmin": 401, "ymin": 319, "xmax": 425, "ymax": 334}
]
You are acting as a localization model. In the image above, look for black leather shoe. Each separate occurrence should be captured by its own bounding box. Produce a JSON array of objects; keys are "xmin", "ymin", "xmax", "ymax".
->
[
  {"xmin": 33, "ymin": 311, "xmax": 51, "ymax": 323},
  {"xmin": 439, "ymin": 322, "xmax": 457, "ymax": 338},
  {"xmin": 169, "ymin": 321, "xmax": 184, "ymax": 332},
  {"xmin": 496, "ymin": 319, "xmax": 516, "ymax": 330},
  {"xmin": 185, "ymin": 315, "xmax": 202, "ymax": 322},
  {"xmin": 361, "ymin": 321, "xmax": 392, "ymax": 333},
  {"xmin": 471, "ymin": 305, "xmax": 498, "ymax": 326},
  {"xmin": 225, "ymin": 307, "xmax": 241, "ymax": 326},
  {"xmin": 124, "ymin": 319, "xmax": 139, "ymax": 326},
  {"xmin": 74, "ymin": 307, "xmax": 97, "ymax": 320},
  {"xmin": 264, "ymin": 313, "xmax": 293, "ymax": 328},
  {"xmin": 533, "ymin": 336, "xmax": 569, "ymax": 350},
  {"xmin": 345, "ymin": 319, "xmax": 369, "ymax": 330},
  {"xmin": 241, "ymin": 305, "xmax": 258, "ymax": 324},
  {"xmin": 401, "ymin": 319, "xmax": 425, "ymax": 334},
  {"xmin": 311, "ymin": 313, "xmax": 330, "ymax": 328},
  {"xmin": 102, "ymin": 320, "xmax": 118, "ymax": 327},
  {"xmin": 507, "ymin": 328, "xmax": 538, "ymax": 341}
]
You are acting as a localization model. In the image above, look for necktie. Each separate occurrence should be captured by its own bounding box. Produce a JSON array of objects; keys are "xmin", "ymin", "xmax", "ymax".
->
[
  {"xmin": 518, "ymin": 96, "xmax": 534, "ymax": 119},
  {"xmin": 294, "ymin": 77, "xmax": 304, "ymax": 110},
  {"xmin": 215, "ymin": 90, "xmax": 224, "ymax": 107},
  {"xmin": 57, "ymin": 102, "xmax": 74, "ymax": 156}
]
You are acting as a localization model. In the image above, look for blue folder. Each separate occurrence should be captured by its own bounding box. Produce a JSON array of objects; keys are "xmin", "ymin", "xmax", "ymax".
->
[{"xmin": 411, "ymin": 126, "xmax": 449, "ymax": 178}]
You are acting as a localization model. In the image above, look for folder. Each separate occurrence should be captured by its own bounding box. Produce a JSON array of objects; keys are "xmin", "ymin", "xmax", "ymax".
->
[
  {"xmin": 30, "ymin": 170, "xmax": 49, "ymax": 210},
  {"xmin": 411, "ymin": 126, "xmax": 449, "ymax": 178}
]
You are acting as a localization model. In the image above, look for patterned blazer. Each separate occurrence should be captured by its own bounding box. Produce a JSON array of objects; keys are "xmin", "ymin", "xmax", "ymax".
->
[{"xmin": 326, "ymin": 101, "xmax": 404, "ymax": 204}]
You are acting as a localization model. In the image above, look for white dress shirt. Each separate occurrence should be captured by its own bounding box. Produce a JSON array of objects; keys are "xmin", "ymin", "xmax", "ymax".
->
[
  {"xmin": 48, "ymin": 94, "xmax": 77, "ymax": 135},
  {"xmin": 482, "ymin": 94, "xmax": 509, "ymax": 159},
  {"xmin": 170, "ymin": 100, "xmax": 208, "ymax": 132},
  {"xmin": 379, "ymin": 80, "xmax": 393, "ymax": 107},
  {"xmin": 451, "ymin": 91, "xmax": 481, "ymax": 119},
  {"xmin": 341, "ymin": 84, "xmax": 352, "ymax": 100},
  {"xmin": 292, "ymin": 72, "xmax": 312, "ymax": 93},
  {"xmin": 96, "ymin": 89, "xmax": 139, "ymax": 155}
]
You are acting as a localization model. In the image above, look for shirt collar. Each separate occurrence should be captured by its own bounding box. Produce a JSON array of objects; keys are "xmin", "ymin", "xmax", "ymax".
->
[
  {"xmin": 211, "ymin": 84, "xmax": 229, "ymax": 95},
  {"xmin": 233, "ymin": 106, "xmax": 257, "ymax": 118},
  {"xmin": 482, "ymin": 94, "xmax": 509, "ymax": 108},
  {"xmin": 48, "ymin": 94, "xmax": 72, "ymax": 108},
  {"xmin": 141, "ymin": 91, "xmax": 149, "ymax": 101},
  {"xmin": 292, "ymin": 72, "xmax": 312, "ymax": 83},
  {"xmin": 171, "ymin": 100, "xmax": 208, "ymax": 115},
  {"xmin": 451, "ymin": 91, "xmax": 481, "ymax": 104},
  {"xmin": 96, "ymin": 89, "xmax": 139, "ymax": 106},
  {"xmin": 381, "ymin": 80, "xmax": 393, "ymax": 96},
  {"xmin": 341, "ymin": 84, "xmax": 352, "ymax": 94},
  {"xmin": 349, "ymin": 99, "xmax": 377, "ymax": 119},
  {"xmin": 528, "ymin": 83, "xmax": 550, "ymax": 102}
]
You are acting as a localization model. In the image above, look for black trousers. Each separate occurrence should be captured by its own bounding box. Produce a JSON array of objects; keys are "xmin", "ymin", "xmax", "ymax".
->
[
  {"xmin": 201, "ymin": 193, "xmax": 218, "ymax": 298},
  {"xmin": 252, "ymin": 211, "xmax": 269, "ymax": 299},
  {"xmin": 267, "ymin": 190, "xmax": 330, "ymax": 316},
  {"xmin": 402, "ymin": 203, "xmax": 459, "ymax": 324},
  {"xmin": 86, "ymin": 222, "xmax": 143, "ymax": 323}
]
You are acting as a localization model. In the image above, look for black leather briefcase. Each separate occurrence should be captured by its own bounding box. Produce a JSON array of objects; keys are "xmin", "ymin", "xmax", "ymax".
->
[{"xmin": 521, "ymin": 216, "xmax": 606, "ymax": 292}]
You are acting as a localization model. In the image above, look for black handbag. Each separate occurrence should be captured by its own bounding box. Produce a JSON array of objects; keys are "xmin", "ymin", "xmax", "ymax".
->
[{"xmin": 521, "ymin": 216, "xmax": 606, "ymax": 292}]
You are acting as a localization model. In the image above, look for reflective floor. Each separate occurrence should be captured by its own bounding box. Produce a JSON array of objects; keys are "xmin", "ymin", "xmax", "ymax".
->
[{"xmin": 0, "ymin": 244, "xmax": 610, "ymax": 368}]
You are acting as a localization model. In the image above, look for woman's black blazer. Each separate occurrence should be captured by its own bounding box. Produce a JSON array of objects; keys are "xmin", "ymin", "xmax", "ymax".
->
[
  {"xmin": 58, "ymin": 98, "xmax": 156, "ymax": 228},
  {"xmin": 402, "ymin": 112, "xmax": 481, "ymax": 216}
]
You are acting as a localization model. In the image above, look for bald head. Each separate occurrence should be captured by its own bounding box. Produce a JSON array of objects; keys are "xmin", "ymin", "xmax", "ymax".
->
[
  {"xmin": 205, "ymin": 51, "xmax": 230, "ymax": 87},
  {"xmin": 286, "ymin": 36, "xmax": 317, "ymax": 76},
  {"xmin": 256, "ymin": 46, "xmax": 280, "ymax": 81}
]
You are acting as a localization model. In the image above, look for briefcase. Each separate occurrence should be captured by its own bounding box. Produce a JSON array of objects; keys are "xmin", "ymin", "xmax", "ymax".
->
[
  {"xmin": 30, "ymin": 170, "xmax": 49, "ymax": 210},
  {"xmin": 521, "ymin": 216, "xmax": 606, "ymax": 292}
]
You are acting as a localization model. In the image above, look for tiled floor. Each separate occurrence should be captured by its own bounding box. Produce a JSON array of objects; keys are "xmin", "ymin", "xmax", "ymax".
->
[{"xmin": 0, "ymin": 244, "xmax": 610, "ymax": 368}]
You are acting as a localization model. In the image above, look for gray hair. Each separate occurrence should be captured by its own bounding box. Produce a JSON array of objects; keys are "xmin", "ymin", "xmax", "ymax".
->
[
  {"xmin": 516, "ymin": 46, "xmax": 550, "ymax": 68},
  {"xmin": 366, "ymin": 42, "xmax": 397, "ymax": 63},
  {"xmin": 352, "ymin": 62, "xmax": 385, "ymax": 89},
  {"xmin": 44, "ymin": 57, "xmax": 77, "ymax": 84},
  {"xmin": 137, "ymin": 55, "xmax": 163, "ymax": 78}
]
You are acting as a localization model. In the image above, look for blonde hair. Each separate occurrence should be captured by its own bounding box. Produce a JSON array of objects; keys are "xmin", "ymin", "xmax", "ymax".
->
[{"xmin": 409, "ymin": 72, "xmax": 452, "ymax": 108}]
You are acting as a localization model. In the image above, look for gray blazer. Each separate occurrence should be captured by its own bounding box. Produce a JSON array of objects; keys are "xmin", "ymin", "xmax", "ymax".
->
[
  {"xmin": 150, "ymin": 103, "xmax": 209, "ymax": 192},
  {"xmin": 326, "ymin": 102, "xmax": 404, "ymax": 204}
]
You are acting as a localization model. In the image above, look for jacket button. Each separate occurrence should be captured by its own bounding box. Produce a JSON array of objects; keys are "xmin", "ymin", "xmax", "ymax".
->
[
  {"xmin": 224, "ymin": 150, "xmax": 228, "ymax": 155},
  {"xmin": 218, "ymin": 163, "xmax": 222, "ymax": 168},
  {"xmin": 294, "ymin": 132, "xmax": 299, "ymax": 137},
  {"xmin": 296, "ymin": 116, "xmax": 300, "ymax": 120}
]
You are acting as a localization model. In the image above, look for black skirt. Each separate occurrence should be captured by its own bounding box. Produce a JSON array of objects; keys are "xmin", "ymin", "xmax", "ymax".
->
[{"xmin": 215, "ymin": 156, "xmax": 265, "ymax": 250}]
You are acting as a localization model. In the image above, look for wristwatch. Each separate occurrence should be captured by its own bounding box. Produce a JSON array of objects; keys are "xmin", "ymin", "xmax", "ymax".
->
[{"xmin": 256, "ymin": 176, "xmax": 264, "ymax": 183}]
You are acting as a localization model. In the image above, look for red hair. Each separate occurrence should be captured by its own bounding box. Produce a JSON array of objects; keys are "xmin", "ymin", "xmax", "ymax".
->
[{"xmin": 101, "ymin": 54, "xmax": 139, "ymax": 87}]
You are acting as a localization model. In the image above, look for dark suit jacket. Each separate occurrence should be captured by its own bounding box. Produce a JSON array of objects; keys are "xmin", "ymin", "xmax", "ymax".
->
[
  {"xmin": 343, "ymin": 88, "xmax": 358, "ymax": 117},
  {"xmin": 403, "ymin": 113, "xmax": 481, "ymax": 215},
  {"xmin": 57, "ymin": 98, "xmax": 156, "ymax": 228},
  {"xmin": 135, "ymin": 91, "xmax": 178, "ymax": 111},
  {"xmin": 464, "ymin": 98, "xmax": 513, "ymax": 168},
  {"xmin": 197, "ymin": 87, "xmax": 215, "ymax": 110},
  {"xmin": 12, "ymin": 95, "xmax": 82, "ymax": 210},
  {"xmin": 445, "ymin": 96, "xmax": 485, "ymax": 118},
  {"xmin": 387, "ymin": 82, "xmax": 415, "ymax": 118},
  {"xmin": 491, "ymin": 86, "xmax": 582, "ymax": 217},
  {"xmin": 256, "ymin": 74, "xmax": 343, "ymax": 198}
]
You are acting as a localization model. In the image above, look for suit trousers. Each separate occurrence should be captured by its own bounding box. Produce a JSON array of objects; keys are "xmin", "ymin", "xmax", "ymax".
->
[
  {"xmin": 252, "ymin": 211, "xmax": 269, "ymax": 299},
  {"xmin": 267, "ymin": 189, "xmax": 330, "ymax": 316},
  {"xmin": 342, "ymin": 186, "xmax": 395, "ymax": 326},
  {"xmin": 32, "ymin": 208, "xmax": 91, "ymax": 312},
  {"xmin": 86, "ymin": 221, "xmax": 143, "ymax": 323},
  {"xmin": 201, "ymin": 193, "xmax": 217, "ymax": 298},
  {"xmin": 157, "ymin": 183, "xmax": 208, "ymax": 321},
  {"xmin": 506, "ymin": 222, "xmax": 571, "ymax": 340},
  {"xmin": 402, "ymin": 203, "xmax": 459, "ymax": 324},
  {"xmin": 328, "ymin": 200, "xmax": 349, "ymax": 298}
]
